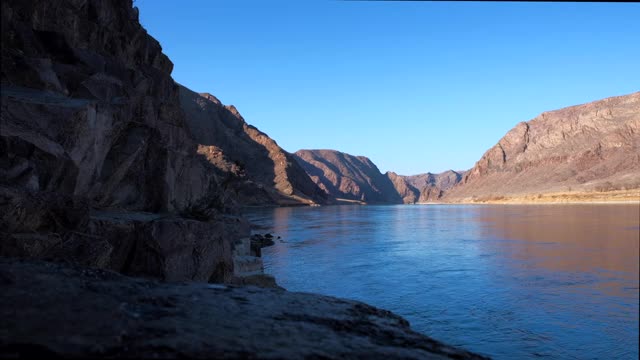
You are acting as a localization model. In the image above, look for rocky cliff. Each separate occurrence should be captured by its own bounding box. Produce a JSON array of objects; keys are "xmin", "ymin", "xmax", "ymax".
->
[
  {"xmin": 0, "ymin": 0, "xmax": 267, "ymax": 284},
  {"xmin": 293, "ymin": 149, "xmax": 464, "ymax": 204},
  {"xmin": 387, "ymin": 171, "xmax": 465, "ymax": 203},
  {"xmin": 179, "ymin": 86, "xmax": 326, "ymax": 206},
  {"xmin": 293, "ymin": 149, "xmax": 403, "ymax": 204},
  {"xmin": 445, "ymin": 92, "xmax": 640, "ymax": 201}
]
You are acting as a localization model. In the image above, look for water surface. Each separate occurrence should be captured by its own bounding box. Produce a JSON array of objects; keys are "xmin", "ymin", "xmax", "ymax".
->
[{"xmin": 244, "ymin": 204, "xmax": 639, "ymax": 359}]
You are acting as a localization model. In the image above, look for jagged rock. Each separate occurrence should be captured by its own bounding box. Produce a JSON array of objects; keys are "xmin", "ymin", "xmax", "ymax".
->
[
  {"xmin": 0, "ymin": 0, "xmax": 246, "ymax": 282},
  {"xmin": 445, "ymin": 92, "xmax": 640, "ymax": 200},
  {"xmin": 88, "ymin": 211, "xmax": 249, "ymax": 283},
  {"xmin": 293, "ymin": 149, "xmax": 403, "ymax": 204},
  {"xmin": 1, "ymin": 0, "xmax": 236, "ymax": 216},
  {"xmin": 248, "ymin": 233, "xmax": 277, "ymax": 258},
  {"xmin": 0, "ymin": 258, "xmax": 488, "ymax": 359},
  {"xmin": 386, "ymin": 171, "xmax": 465, "ymax": 204},
  {"xmin": 179, "ymin": 85, "xmax": 327, "ymax": 206}
]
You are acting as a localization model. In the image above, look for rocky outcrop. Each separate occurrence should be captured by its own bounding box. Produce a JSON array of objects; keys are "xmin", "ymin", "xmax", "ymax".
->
[
  {"xmin": 293, "ymin": 149, "xmax": 403, "ymax": 204},
  {"xmin": 0, "ymin": 0, "xmax": 261, "ymax": 283},
  {"xmin": 0, "ymin": 187, "xmax": 246, "ymax": 282},
  {"xmin": 0, "ymin": 258, "xmax": 488, "ymax": 359},
  {"xmin": 445, "ymin": 92, "xmax": 640, "ymax": 201},
  {"xmin": 387, "ymin": 171, "xmax": 465, "ymax": 203},
  {"xmin": 179, "ymin": 86, "xmax": 327, "ymax": 206}
]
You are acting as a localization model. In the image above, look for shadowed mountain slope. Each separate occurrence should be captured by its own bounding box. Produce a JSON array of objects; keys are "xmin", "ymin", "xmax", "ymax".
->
[
  {"xmin": 178, "ymin": 86, "xmax": 326, "ymax": 206},
  {"xmin": 387, "ymin": 171, "xmax": 465, "ymax": 203},
  {"xmin": 293, "ymin": 149, "xmax": 403, "ymax": 204},
  {"xmin": 293, "ymin": 149, "xmax": 464, "ymax": 204}
]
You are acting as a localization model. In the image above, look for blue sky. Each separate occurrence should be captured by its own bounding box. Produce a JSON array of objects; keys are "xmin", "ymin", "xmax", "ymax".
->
[{"xmin": 136, "ymin": 1, "xmax": 639, "ymax": 175}]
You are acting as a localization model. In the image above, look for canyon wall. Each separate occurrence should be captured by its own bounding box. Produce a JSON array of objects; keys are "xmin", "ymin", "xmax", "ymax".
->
[{"xmin": 445, "ymin": 92, "xmax": 640, "ymax": 201}]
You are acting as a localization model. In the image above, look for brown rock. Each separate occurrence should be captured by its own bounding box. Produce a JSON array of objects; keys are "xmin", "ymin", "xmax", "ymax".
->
[
  {"xmin": 293, "ymin": 149, "xmax": 403, "ymax": 204},
  {"xmin": 445, "ymin": 92, "xmax": 640, "ymax": 201},
  {"xmin": 179, "ymin": 86, "xmax": 327, "ymax": 206},
  {"xmin": 386, "ymin": 171, "xmax": 465, "ymax": 203},
  {"xmin": 0, "ymin": 0, "xmax": 247, "ymax": 282}
]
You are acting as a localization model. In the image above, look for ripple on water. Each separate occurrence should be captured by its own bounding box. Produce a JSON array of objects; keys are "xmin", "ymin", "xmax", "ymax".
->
[{"xmin": 246, "ymin": 204, "xmax": 640, "ymax": 360}]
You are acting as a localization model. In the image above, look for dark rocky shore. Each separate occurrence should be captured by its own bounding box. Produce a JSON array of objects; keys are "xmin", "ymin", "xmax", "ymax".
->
[{"xmin": 0, "ymin": 258, "xmax": 488, "ymax": 359}]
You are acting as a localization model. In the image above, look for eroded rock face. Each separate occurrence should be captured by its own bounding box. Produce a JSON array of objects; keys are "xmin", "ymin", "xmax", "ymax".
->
[
  {"xmin": 293, "ymin": 149, "xmax": 403, "ymax": 204},
  {"xmin": 1, "ymin": 0, "xmax": 232, "ymax": 214},
  {"xmin": 387, "ymin": 171, "xmax": 465, "ymax": 204},
  {"xmin": 0, "ymin": 258, "xmax": 489, "ymax": 359},
  {"xmin": 179, "ymin": 86, "xmax": 327, "ymax": 206},
  {"xmin": 0, "ymin": 0, "xmax": 251, "ymax": 282},
  {"xmin": 445, "ymin": 92, "xmax": 640, "ymax": 200}
]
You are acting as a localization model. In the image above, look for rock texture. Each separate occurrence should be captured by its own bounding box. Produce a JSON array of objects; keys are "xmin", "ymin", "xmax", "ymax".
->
[
  {"xmin": 0, "ymin": 0, "xmax": 262, "ymax": 284},
  {"xmin": 445, "ymin": 92, "xmax": 640, "ymax": 201},
  {"xmin": 179, "ymin": 86, "xmax": 327, "ymax": 206},
  {"xmin": 293, "ymin": 149, "xmax": 403, "ymax": 204},
  {"xmin": 0, "ymin": 258, "xmax": 488, "ymax": 359},
  {"xmin": 387, "ymin": 171, "xmax": 465, "ymax": 204}
]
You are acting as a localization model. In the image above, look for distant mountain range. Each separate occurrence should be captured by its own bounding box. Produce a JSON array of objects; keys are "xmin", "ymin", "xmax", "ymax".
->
[
  {"xmin": 177, "ymin": 90, "xmax": 639, "ymax": 205},
  {"xmin": 292, "ymin": 149, "xmax": 465, "ymax": 204}
]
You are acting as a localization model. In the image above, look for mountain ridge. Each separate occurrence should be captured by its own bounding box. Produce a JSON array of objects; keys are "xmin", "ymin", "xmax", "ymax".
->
[{"xmin": 444, "ymin": 91, "xmax": 640, "ymax": 202}]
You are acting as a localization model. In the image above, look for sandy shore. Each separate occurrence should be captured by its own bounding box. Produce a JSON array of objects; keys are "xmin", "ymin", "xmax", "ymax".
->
[{"xmin": 435, "ymin": 189, "xmax": 640, "ymax": 205}]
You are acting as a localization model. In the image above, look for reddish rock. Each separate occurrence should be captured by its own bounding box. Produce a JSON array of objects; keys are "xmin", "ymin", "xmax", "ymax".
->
[
  {"xmin": 293, "ymin": 149, "xmax": 403, "ymax": 204},
  {"xmin": 445, "ymin": 92, "xmax": 640, "ymax": 200},
  {"xmin": 387, "ymin": 171, "xmax": 465, "ymax": 203},
  {"xmin": 178, "ymin": 86, "xmax": 327, "ymax": 206}
]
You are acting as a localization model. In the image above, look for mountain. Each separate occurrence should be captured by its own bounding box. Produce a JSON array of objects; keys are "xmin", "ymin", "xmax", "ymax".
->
[
  {"xmin": 293, "ymin": 149, "xmax": 464, "ymax": 204},
  {"xmin": 178, "ymin": 86, "xmax": 326, "ymax": 206},
  {"xmin": 445, "ymin": 92, "xmax": 640, "ymax": 202},
  {"xmin": 293, "ymin": 149, "xmax": 402, "ymax": 204},
  {"xmin": 387, "ymin": 170, "xmax": 465, "ymax": 203},
  {"xmin": 0, "ymin": 0, "xmax": 270, "ymax": 284}
]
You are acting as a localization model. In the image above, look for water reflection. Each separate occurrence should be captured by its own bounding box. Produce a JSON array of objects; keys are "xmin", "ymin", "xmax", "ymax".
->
[
  {"xmin": 475, "ymin": 205, "xmax": 639, "ymax": 296},
  {"xmin": 244, "ymin": 204, "xmax": 639, "ymax": 359}
]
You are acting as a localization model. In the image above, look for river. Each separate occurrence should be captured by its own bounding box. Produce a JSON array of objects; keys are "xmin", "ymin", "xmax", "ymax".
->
[{"xmin": 244, "ymin": 204, "xmax": 639, "ymax": 359}]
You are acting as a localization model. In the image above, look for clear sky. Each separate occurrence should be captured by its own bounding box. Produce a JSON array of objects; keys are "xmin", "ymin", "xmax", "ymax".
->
[{"xmin": 136, "ymin": 1, "xmax": 639, "ymax": 175}]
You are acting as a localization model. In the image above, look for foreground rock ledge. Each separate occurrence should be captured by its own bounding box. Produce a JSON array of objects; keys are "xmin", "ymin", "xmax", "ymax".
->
[{"xmin": 0, "ymin": 258, "xmax": 488, "ymax": 359}]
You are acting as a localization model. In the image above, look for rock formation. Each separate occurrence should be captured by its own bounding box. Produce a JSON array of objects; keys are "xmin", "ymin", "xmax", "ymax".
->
[
  {"xmin": 293, "ymin": 149, "xmax": 403, "ymax": 204},
  {"xmin": 445, "ymin": 92, "xmax": 640, "ymax": 201},
  {"xmin": 0, "ymin": 258, "xmax": 487, "ymax": 359},
  {"xmin": 387, "ymin": 171, "xmax": 465, "ymax": 203},
  {"xmin": 293, "ymin": 149, "xmax": 464, "ymax": 204},
  {"xmin": 0, "ymin": 0, "xmax": 264, "ymax": 284},
  {"xmin": 179, "ymin": 86, "xmax": 327, "ymax": 206}
]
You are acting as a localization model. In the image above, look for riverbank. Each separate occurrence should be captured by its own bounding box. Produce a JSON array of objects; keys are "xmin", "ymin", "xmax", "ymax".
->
[
  {"xmin": 0, "ymin": 257, "xmax": 488, "ymax": 359},
  {"xmin": 436, "ymin": 189, "xmax": 640, "ymax": 205}
]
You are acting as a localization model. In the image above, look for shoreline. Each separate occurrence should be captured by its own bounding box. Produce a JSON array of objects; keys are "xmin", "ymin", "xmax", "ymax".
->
[
  {"xmin": 0, "ymin": 257, "xmax": 489, "ymax": 359},
  {"xmin": 244, "ymin": 190, "xmax": 640, "ymax": 208},
  {"xmin": 439, "ymin": 189, "xmax": 640, "ymax": 205}
]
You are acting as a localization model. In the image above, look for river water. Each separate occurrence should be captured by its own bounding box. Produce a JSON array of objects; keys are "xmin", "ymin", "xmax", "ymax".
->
[{"xmin": 244, "ymin": 204, "xmax": 639, "ymax": 359}]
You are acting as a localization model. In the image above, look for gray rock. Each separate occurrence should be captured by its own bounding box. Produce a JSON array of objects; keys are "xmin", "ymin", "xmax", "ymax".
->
[{"xmin": 0, "ymin": 258, "xmax": 489, "ymax": 359}]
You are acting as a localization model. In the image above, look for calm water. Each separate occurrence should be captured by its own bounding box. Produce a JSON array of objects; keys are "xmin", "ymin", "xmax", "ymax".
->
[{"xmin": 244, "ymin": 204, "xmax": 639, "ymax": 359}]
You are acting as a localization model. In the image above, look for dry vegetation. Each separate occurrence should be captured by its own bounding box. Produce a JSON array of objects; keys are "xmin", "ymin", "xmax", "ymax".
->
[{"xmin": 455, "ymin": 188, "xmax": 640, "ymax": 204}]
